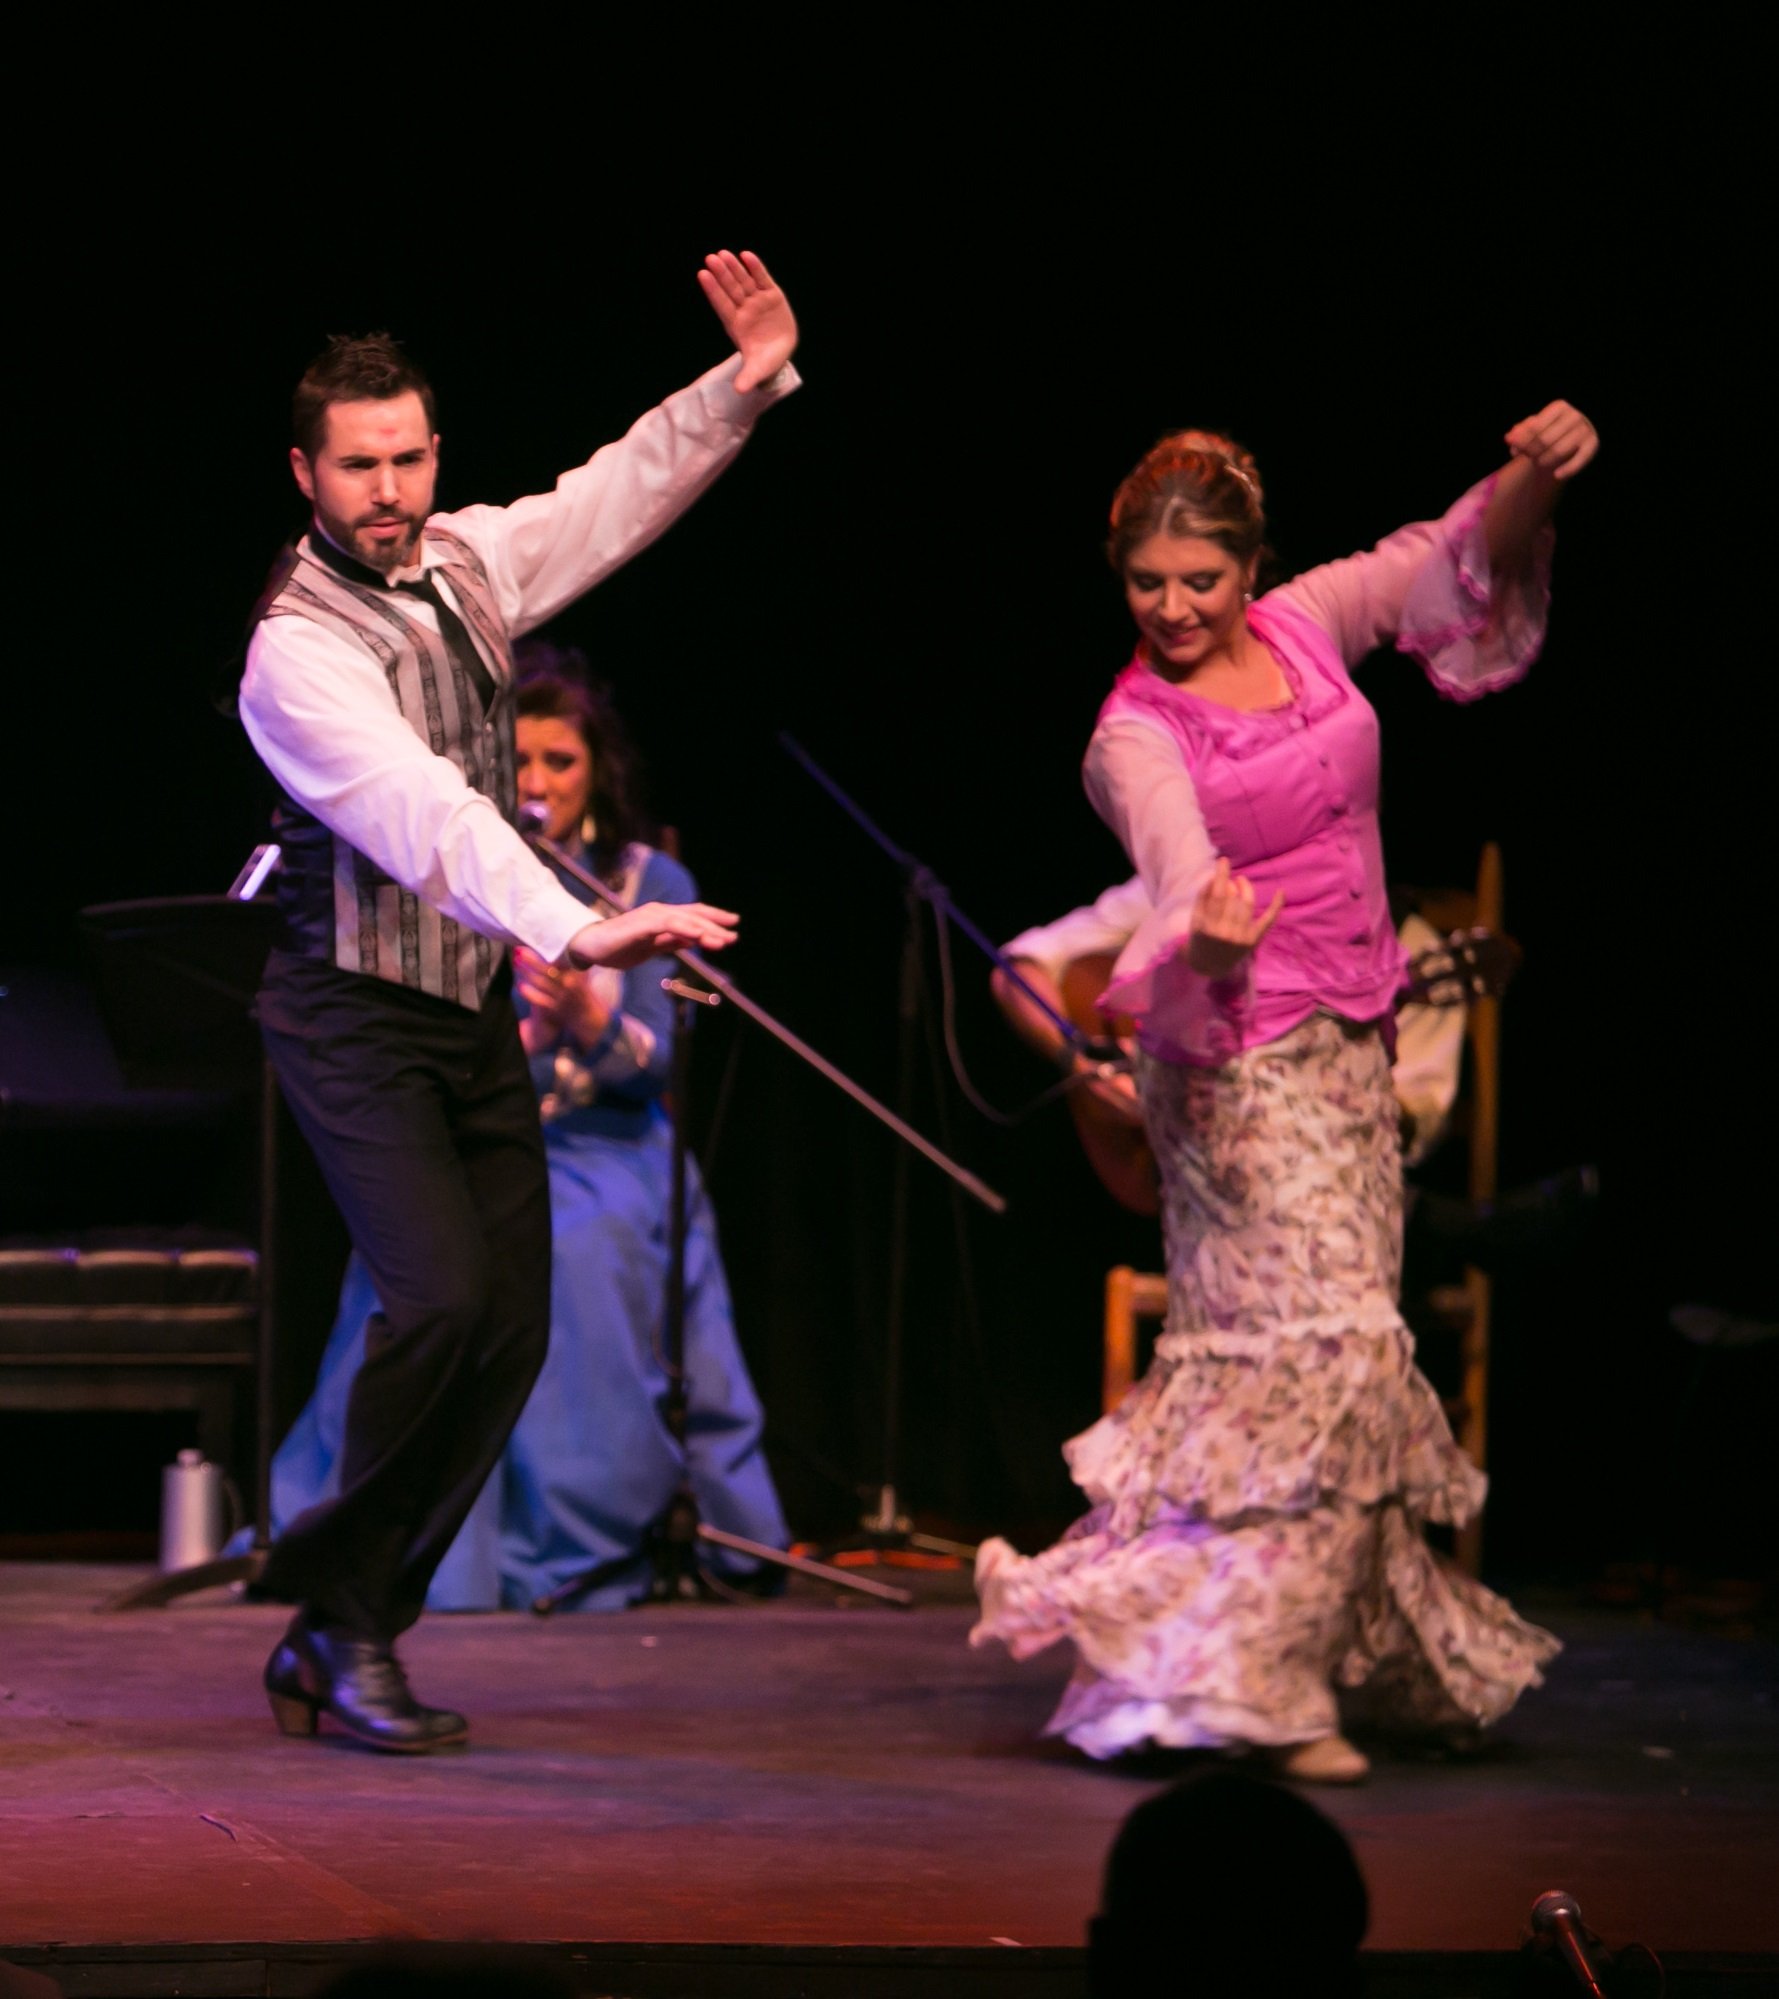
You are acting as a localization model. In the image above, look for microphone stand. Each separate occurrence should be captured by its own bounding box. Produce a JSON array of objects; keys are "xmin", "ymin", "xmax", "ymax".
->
[
  {"xmin": 778, "ymin": 735, "xmax": 1121, "ymax": 1064},
  {"xmin": 777, "ymin": 736, "xmax": 1114, "ymax": 1565},
  {"xmin": 1527, "ymin": 1890, "xmax": 1612, "ymax": 1997},
  {"xmin": 524, "ymin": 828, "xmax": 1006, "ymax": 1615}
]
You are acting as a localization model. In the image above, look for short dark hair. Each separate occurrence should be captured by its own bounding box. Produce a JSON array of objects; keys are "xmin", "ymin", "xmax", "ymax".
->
[
  {"xmin": 314, "ymin": 1945, "xmax": 576, "ymax": 1997},
  {"xmin": 1088, "ymin": 1771, "xmax": 1368, "ymax": 1998},
  {"xmin": 292, "ymin": 332, "xmax": 437, "ymax": 460}
]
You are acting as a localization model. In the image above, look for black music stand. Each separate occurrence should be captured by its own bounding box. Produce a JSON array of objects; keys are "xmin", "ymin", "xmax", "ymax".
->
[{"xmin": 77, "ymin": 895, "xmax": 279, "ymax": 1609}]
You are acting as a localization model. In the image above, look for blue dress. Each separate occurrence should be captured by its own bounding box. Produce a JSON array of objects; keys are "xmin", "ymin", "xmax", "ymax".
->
[{"xmin": 266, "ymin": 843, "xmax": 790, "ymax": 1609}]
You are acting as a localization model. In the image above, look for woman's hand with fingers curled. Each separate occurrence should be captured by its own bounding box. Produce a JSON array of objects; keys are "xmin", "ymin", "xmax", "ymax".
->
[{"xmin": 1186, "ymin": 857, "xmax": 1284, "ymax": 979}]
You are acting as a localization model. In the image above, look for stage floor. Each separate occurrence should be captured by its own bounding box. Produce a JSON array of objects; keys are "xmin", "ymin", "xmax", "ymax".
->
[{"xmin": 1, "ymin": 1562, "xmax": 1774, "ymax": 1995}]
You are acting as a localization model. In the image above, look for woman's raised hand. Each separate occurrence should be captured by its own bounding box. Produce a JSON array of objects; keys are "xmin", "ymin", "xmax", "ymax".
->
[
  {"xmin": 698, "ymin": 250, "xmax": 799, "ymax": 393},
  {"xmin": 1504, "ymin": 401, "xmax": 1599, "ymax": 481},
  {"xmin": 1186, "ymin": 858, "xmax": 1284, "ymax": 979},
  {"xmin": 567, "ymin": 902, "xmax": 739, "ymax": 972}
]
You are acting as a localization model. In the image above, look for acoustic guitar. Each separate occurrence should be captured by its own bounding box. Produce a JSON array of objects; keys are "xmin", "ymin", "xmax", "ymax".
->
[{"xmin": 1053, "ymin": 929, "xmax": 1519, "ymax": 1218}]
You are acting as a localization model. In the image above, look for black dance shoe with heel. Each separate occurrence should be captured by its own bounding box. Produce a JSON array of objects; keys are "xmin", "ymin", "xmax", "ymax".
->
[{"xmin": 264, "ymin": 1619, "xmax": 469, "ymax": 1754}]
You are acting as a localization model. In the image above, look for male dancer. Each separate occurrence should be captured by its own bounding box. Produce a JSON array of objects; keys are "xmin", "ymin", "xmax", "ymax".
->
[{"xmin": 239, "ymin": 251, "xmax": 797, "ymax": 1752}]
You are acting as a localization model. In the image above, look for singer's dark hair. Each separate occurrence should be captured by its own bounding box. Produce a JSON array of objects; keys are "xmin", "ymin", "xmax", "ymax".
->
[
  {"xmin": 292, "ymin": 332, "xmax": 438, "ymax": 460},
  {"xmin": 1087, "ymin": 1770, "xmax": 1368, "ymax": 1998},
  {"xmin": 513, "ymin": 637, "xmax": 654, "ymax": 878}
]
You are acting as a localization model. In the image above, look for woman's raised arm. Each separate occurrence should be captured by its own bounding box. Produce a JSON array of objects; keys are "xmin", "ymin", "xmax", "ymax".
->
[{"xmin": 1484, "ymin": 400, "xmax": 1600, "ymax": 573}]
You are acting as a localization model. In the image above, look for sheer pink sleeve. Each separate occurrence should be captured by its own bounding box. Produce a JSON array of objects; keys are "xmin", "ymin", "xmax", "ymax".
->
[
  {"xmin": 1271, "ymin": 474, "xmax": 1552, "ymax": 702},
  {"xmin": 1082, "ymin": 717, "xmax": 1250, "ymax": 1064}
]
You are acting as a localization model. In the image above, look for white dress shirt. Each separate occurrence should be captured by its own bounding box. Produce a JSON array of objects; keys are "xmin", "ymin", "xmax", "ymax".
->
[
  {"xmin": 1003, "ymin": 877, "xmax": 1157, "ymax": 985},
  {"xmin": 1392, "ymin": 911, "xmax": 1466, "ymax": 1165}
]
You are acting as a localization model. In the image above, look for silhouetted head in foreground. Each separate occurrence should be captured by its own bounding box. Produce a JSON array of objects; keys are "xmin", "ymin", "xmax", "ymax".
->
[
  {"xmin": 0, "ymin": 1960, "xmax": 65, "ymax": 1998},
  {"xmin": 1088, "ymin": 1768, "xmax": 1369, "ymax": 1996},
  {"xmin": 315, "ymin": 1948, "xmax": 578, "ymax": 1997}
]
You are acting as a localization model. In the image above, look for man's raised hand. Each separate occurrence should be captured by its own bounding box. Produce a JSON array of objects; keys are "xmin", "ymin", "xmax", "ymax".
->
[
  {"xmin": 567, "ymin": 902, "xmax": 739, "ymax": 972},
  {"xmin": 698, "ymin": 250, "xmax": 798, "ymax": 393}
]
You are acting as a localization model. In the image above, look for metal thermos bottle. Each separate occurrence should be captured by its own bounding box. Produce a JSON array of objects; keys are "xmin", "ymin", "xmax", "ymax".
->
[{"xmin": 159, "ymin": 1449, "xmax": 226, "ymax": 1571}]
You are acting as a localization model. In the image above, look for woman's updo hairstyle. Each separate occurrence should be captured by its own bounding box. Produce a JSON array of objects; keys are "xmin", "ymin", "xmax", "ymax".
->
[
  {"xmin": 513, "ymin": 635, "xmax": 654, "ymax": 875},
  {"xmin": 1107, "ymin": 429, "xmax": 1266, "ymax": 573}
]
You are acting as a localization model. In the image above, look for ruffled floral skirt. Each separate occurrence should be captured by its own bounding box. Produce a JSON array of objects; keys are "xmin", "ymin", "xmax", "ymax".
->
[{"xmin": 972, "ymin": 1014, "xmax": 1559, "ymax": 1758}]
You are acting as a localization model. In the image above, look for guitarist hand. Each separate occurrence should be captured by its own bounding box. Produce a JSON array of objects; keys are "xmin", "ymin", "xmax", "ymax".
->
[
  {"xmin": 1400, "ymin": 926, "xmax": 1522, "ymax": 1008},
  {"xmin": 1186, "ymin": 859, "xmax": 1283, "ymax": 978},
  {"xmin": 1076, "ymin": 1047, "xmax": 1143, "ymax": 1126}
]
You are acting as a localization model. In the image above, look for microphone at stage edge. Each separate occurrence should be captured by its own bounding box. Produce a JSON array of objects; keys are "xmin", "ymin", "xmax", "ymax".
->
[
  {"xmin": 1530, "ymin": 1889, "xmax": 1608, "ymax": 1997},
  {"xmin": 517, "ymin": 800, "xmax": 549, "ymax": 836}
]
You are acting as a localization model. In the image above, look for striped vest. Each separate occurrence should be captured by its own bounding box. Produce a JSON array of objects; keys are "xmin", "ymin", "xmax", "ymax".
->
[{"xmin": 261, "ymin": 528, "xmax": 517, "ymax": 1010}]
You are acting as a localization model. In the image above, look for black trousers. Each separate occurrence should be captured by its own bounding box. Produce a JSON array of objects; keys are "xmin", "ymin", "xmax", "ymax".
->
[{"xmin": 257, "ymin": 953, "xmax": 550, "ymax": 1643}]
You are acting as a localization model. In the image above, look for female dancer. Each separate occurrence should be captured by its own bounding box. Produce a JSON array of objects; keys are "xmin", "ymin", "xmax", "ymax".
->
[
  {"xmin": 973, "ymin": 404, "xmax": 1597, "ymax": 1780},
  {"xmin": 271, "ymin": 651, "xmax": 789, "ymax": 1608}
]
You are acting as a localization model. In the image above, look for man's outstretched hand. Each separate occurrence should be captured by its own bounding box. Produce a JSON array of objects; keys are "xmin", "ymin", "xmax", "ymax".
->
[
  {"xmin": 698, "ymin": 250, "xmax": 798, "ymax": 392},
  {"xmin": 567, "ymin": 902, "xmax": 739, "ymax": 972}
]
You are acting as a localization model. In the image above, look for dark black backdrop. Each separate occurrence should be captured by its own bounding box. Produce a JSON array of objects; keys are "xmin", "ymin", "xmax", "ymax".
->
[{"xmin": 5, "ymin": 78, "xmax": 1766, "ymax": 1577}]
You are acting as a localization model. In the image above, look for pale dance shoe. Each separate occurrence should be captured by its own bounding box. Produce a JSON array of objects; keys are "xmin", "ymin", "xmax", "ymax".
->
[{"xmin": 1268, "ymin": 1734, "xmax": 1371, "ymax": 1785}]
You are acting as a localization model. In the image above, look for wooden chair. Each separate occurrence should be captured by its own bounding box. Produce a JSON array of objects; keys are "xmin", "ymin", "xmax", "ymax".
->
[
  {"xmin": 1098, "ymin": 843, "xmax": 1506, "ymax": 1575},
  {"xmin": 1102, "ymin": 1266, "xmax": 1167, "ymax": 1413}
]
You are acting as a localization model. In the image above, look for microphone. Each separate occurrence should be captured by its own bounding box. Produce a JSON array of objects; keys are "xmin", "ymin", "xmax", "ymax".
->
[
  {"xmin": 517, "ymin": 800, "xmax": 548, "ymax": 837},
  {"xmin": 1530, "ymin": 1890, "xmax": 1607, "ymax": 1997}
]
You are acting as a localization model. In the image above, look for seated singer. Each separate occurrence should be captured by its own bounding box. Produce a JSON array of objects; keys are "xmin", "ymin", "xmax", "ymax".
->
[
  {"xmin": 270, "ymin": 650, "xmax": 790, "ymax": 1608},
  {"xmin": 238, "ymin": 251, "xmax": 797, "ymax": 1753}
]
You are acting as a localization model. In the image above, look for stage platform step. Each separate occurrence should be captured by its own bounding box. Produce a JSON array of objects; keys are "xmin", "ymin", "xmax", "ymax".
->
[
  {"xmin": 1, "ymin": 1563, "xmax": 1774, "ymax": 1997},
  {"xmin": 3, "ymin": 1941, "xmax": 1775, "ymax": 1996}
]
